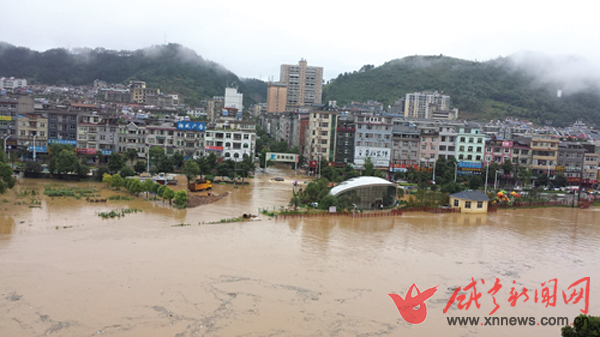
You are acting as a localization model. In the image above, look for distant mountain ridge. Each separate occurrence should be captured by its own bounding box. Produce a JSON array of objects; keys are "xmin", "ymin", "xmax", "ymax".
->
[
  {"xmin": 0, "ymin": 42, "xmax": 267, "ymax": 107},
  {"xmin": 323, "ymin": 54, "xmax": 600, "ymax": 127}
]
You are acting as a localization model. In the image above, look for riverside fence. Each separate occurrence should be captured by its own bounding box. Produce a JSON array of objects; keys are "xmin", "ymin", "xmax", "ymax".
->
[
  {"xmin": 265, "ymin": 206, "xmax": 461, "ymax": 220},
  {"xmin": 487, "ymin": 199, "xmax": 577, "ymax": 212}
]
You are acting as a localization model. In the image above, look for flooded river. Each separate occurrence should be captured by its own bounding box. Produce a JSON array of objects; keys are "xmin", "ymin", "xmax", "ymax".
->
[{"xmin": 1, "ymin": 169, "xmax": 599, "ymax": 337}]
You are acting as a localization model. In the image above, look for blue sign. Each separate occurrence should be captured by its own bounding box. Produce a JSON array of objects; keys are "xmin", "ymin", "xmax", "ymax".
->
[
  {"xmin": 28, "ymin": 146, "xmax": 47, "ymax": 153},
  {"xmin": 458, "ymin": 161, "xmax": 482, "ymax": 169},
  {"xmin": 48, "ymin": 139, "xmax": 77, "ymax": 146},
  {"xmin": 101, "ymin": 150, "xmax": 114, "ymax": 155},
  {"xmin": 177, "ymin": 121, "xmax": 205, "ymax": 131}
]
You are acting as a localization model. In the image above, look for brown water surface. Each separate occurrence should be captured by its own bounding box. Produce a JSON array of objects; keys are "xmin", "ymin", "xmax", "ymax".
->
[{"xmin": 1, "ymin": 169, "xmax": 599, "ymax": 336}]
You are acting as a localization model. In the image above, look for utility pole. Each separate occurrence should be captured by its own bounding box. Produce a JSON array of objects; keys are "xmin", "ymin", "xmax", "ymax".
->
[
  {"xmin": 577, "ymin": 148, "xmax": 585, "ymax": 205},
  {"xmin": 485, "ymin": 163, "xmax": 489, "ymax": 194}
]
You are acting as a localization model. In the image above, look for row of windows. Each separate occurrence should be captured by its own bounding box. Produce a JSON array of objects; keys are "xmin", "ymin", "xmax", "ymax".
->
[{"xmin": 454, "ymin": 200, "xmax": 484, "ymax": 209}]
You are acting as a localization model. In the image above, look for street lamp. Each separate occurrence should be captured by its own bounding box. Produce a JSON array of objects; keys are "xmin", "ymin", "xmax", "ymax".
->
[
  {"xmin": 494, "ymin": 169, "xmax": 504, "ymax": 190},
  {"xmin": 453, "ymin": 162, "xmax": 458, "ymax": 182},
  {"xmin": 33, "ymin": 134, "xmax": 37, "ymax": 161},
  {"xmin": 2, "ymin": 134, "xmax": 9, "ymax": 153}
]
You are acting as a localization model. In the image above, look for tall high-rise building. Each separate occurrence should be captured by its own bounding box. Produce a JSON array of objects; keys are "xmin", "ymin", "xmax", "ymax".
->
[
  {"xmin": 266, "ymin": 82, "xmax": 288, "ymax": 113},
  {"xmin": 280, "ymin": 59, "xmax": 323, "ymax": 107},
  {"xmin": 404, "ymin": 91, "xmax": 450, "ymax": 119}
]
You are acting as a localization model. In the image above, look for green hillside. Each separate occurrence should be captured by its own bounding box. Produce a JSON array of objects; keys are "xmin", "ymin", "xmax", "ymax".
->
[
  {"xmin": 324, "ymin": 55, "xmax": 600, "ymax": 126},
  {"xmin": 0, "ymin": 43, "xmax": 267, "ymax": 107}
]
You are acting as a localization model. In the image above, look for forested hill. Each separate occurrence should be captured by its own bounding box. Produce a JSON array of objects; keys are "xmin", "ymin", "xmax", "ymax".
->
[
  {"xmin": 0, "ymin": 42, "xmax": 267, "ymax": 107},
  {"xmin": 323, "ymin": 55, "xmax": 600, "ymax": 127}
]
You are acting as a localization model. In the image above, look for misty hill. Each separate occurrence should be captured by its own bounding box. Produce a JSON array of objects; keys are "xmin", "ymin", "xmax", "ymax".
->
[
  {"xmin": 323, "ymin": 55, "xmax": 600, "ymax": 127},
  {"xmin": 0, "ymin": 42, "xmax": 266, "ymax": 107}
]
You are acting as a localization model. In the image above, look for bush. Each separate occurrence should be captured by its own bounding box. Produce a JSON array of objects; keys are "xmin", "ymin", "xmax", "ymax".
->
[
  {"xmin": 95, "ymin": 167, "xmax": 109, "ymax": 182},
  {"xmin": 119, "ymin": 166, "xmax": 135, "ymax": 178}
]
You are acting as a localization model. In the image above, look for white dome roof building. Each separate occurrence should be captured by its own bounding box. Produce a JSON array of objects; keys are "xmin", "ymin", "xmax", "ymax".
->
[{"xmin": 329, "ymin": 176, "xmax": 397, "ymax": 210}]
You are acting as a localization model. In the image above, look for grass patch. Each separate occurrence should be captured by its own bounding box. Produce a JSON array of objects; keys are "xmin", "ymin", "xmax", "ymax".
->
[
  {"xmin": 44, "ymin": 186, "xmax": 100, "ymax": 198},
  {"xmin": 96, "ymin": 208, "xmax": 142, "ymax": 219},
  {"xmin": 171, "ymin": 223, "xmax": 191, "ymax": 227},
  {"xmin": 207, "ymin": 217, "xmax": 245, "ymax": 224},
  {"xmin": 107, "ymin": 195, "xmax": 135, "ymax": 201}
]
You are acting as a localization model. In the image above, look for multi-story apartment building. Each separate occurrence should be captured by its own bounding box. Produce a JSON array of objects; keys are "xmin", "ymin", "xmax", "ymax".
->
[
  {"xmin": 266, "ymin": 82, "xmax": 288, "ymax": 113},
  {"xmin": 146, "ymin": 124, "xmax": 178, "ymax": 155},
  {"xmin": 129, "ymin": 81, "xmax": 159, "ymax": 104},
  {"xmin": 118, "ymin": 121, "xmax": 148, "ymax": 157},
  {"xmin": 47, "ymin": 109, "xmax": 78, "ymax": 145},
  {"xmin": 176, "ymin": 127, "xmax": 205, "ymax": 159},
  {"xmin": 391, "ymin": 125, "xmax": 420, "ymax": 166},
  {"xmin": 530, "ymin": 136, "xmax": 559, "ymax": 176},
  {"xmin": 404, "ymin": 91, "xmax": 450, "ymax": 119},
  {"xmin": 583, "ymin": 150, "xmax": 600, "ymax": 186},
  {"xmin": 97, "ymin": 119, "xmax": 119, "ymax": 155},
  {"xmin": 224, "ymin": 87, "xmax": 243, "ymax": 110},
  {"xmin": 280, "ymin": 59, "xmax": 323, "ymax": 107},
  {"xmin": 334, "ymin": 117, "xmax": 355, "ymax": 166},
  {"xmin": 511, "ymin": 138, "xmax": 531, "ymax": 167},
  {"xmin": 18, "ymin": 113, "xmax": 48, "ymax": 154},
  {"xmin": 354, "ymin": 114, "xmax": 392, "ymax": 168},
  {"xmin": 419, "ymin": 128, "xmax": 440, "ymax": 166},
  {"xmin": 484, "ymin": 139, "xmax": 513, "ymax": 165},
  {"xmin": 557, "ymin": 142, "xmax": 586, "ymax": 182},
  {"xmin": 0, "ymin": 77, "xmax": 27, "ymax": 90},
  {"xmin": 306, "ymin": 110, "xmax": 337, "ymax": 162},
  {"xmin": 0, "ymin": 97, "xmax": 19, "ymax": 145},
  {"xmin": 455, "ymin": 123, "xmax": 486, "ymax": 163},
  {"xmin": 204, "ymin": 128, "xmax": 256, "ymax": 162},
  {"xmin": 438, "ymin": 124, "xmax": 458, "ymax": 160},
  {"xmin": 77, "ymin": 112, "xmax": 107, "ymax": 152}
]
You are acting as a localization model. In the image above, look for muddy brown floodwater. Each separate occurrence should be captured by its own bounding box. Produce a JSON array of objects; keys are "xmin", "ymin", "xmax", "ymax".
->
[{"xmin": 1, "ymin": 168, "xmax": 599, "ymax": 337}]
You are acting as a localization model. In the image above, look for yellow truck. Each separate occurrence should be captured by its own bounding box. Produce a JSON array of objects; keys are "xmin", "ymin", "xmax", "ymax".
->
[{"xmin": 188, "ymin": 178, "xmax": 212, "ymax": 192}]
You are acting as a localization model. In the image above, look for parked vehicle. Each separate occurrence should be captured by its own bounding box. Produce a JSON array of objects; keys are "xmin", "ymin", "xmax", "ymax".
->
[{"xmin": 188, "ymin": 179, "xmax": 212, "ymax": 192}]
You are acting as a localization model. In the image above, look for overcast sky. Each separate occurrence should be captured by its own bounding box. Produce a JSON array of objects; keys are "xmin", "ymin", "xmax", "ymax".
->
[{"xmin": 3, "ymin": 0, "xmax": 599, "ymax": 81}]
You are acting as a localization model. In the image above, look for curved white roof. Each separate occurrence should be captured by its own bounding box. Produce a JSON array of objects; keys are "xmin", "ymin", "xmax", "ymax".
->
[{"xmin": 329, "ymin": 176, "xmax": 396, "ymax": 196}]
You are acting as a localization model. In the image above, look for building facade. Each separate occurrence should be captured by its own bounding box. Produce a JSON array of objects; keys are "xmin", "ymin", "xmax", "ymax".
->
[
  {"xmin": 305, "ymin": 110, "xmax": 337, "ymax": 162},
  {"xmin": 266, "ymin": 82, "xmax": 287, "ymax": 113},
  {"xmin": 280, "ymin": 59, "xmax": 323, "ymax": 107}
]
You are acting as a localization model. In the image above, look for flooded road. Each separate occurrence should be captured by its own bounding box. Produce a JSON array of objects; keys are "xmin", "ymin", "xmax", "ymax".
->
[{"xmin": 1, "ymin": 169, "xmax": 599, "ymax": 337}]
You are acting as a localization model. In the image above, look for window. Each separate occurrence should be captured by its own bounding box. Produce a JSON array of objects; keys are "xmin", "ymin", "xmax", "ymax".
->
[
  {"xmin": 477, "ymin": 201, "xmax": 483, "ymax": 208},
  {"xmin": 460, "ymin": 137, "xmax": 466, "ymax": 142},
  {"xmin": 454, "ymin": 199, "xmax": 459, "ymax": 207},
  {"xmin": 465, "ymin": 201, "xmax": 471, "ymax": 208},
  {"xmin": 486, "ymin": 147, "xmax": 492, "ymax": 152}
]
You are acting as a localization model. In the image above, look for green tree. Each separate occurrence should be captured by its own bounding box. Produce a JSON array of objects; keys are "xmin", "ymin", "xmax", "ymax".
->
[
  {"xmin": 172, "ymin": 152, "xmax": 184, "ymax": 169},
  {"xmin": 24, "ymin": 162, "xmax": 43, "ymax": 174},
  {"xmin": 158, "ymin": 156, "xmax": 174, "ymax": 173},
  {"xmin": 126, "ymin": 179, "xmax": 143, "ymax": 195},
  {"xmin": 141, "ymin": 179, "xmax": 155, "ymax": 200},
  {"xmin": 162, "ymin": 187, "xmax": 175, "ymax": 205},
  {"xmin": 183, "ymin": 159, "xmax": 200, "ymax": 184},
  {"xmin": 467, "ymin": 174, "xmax": 483, "ymax": 190},
  {"xmin": 174, "ymin": 190, "xmax": 188, "ymax": 208},
  {"xmin": 102, "ymin": 173, "xmax": 112, "ymax": 187},
  {"xmin": 363, "ymin": 157, "xmax": 375, "ymax": 176},
  {"xmin": 536, "ymin": 173, "xmax": 549, "ymax": 187},
  {"xmin": 134, "ymin": 160, "xmax": 146, "ymax": 175},
  {"xmin": 125, "ymin": 148, "xmax": 138, "ymax": 166},
  {"xmin": 48, "ymin": 144, "xmax": 75, "ymax": 174},
  {"xmin": 119, "ymin": 166, "xmax": 135, "ymax": 178},
  {"xmin": 56, "ymin": 149, "xmax": 79, "ymax": 174},
  {"xmin": 554, "ymin": 173, "xmax": 568, "ymax": 187},
  {"xmin": 562, "ymin": 315, "xmax": 600, "ymax": 337},
  {"xmin": 108, "ymin": 153, "xmax": 125, "ymax": 173},
  {"xmin": 149, "ymin": 146, "xmax": 165, "ymax": 169},
  {"xmin": 318, "ymin": 195, "xmax": 338, "ymax": 210},
  {"xmin": 0, "ymin": 153, "xmax": 16, "ymax": 194},
  {"xmin": 110, "ymin": 174, "xmax": 124, "ymax": 190},
  {"xmin": 157, "ymin": 185, "xmax": 167, "ymax": 202}
]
